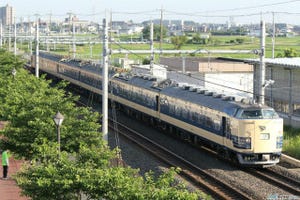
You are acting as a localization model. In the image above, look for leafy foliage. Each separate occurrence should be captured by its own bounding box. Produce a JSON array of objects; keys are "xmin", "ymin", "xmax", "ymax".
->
[
  {"xmin": 276, "ymin": 48, "xmax": 298, "ymax": 58},
  {"xmin": 0, "ymin": 64, "xmax": 102, "ymax": 159},
  {"xmin": 171, "ymin": 36, "xmax": 188, "ymax": 50},
  {"xmin": 283, "ymin": 126, "xmax": 300, "ymax": 159},
  {"xmin": 16, "ymin": 142, "xmax": 199, "ymax": 200},
  {"xmin": 142, "ymin": 24, "xmax": 167, "ymax": 41}
]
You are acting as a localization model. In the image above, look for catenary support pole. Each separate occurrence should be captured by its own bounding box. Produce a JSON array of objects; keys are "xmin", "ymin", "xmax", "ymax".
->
[
  {"xmin": 102, "ymin": 18, "xmax": 109, "ymax": 141},
  {"xmin": 8, "ymin": 24, "xmax": 11, "ymax": 52},
  {"xmin": 0, "ymin": 22, "xmax": 2, "ymax": 48},
  {"xmin": 35, "ymin": 16, "xmax": 39, "ymax": 78},
  {"xmin": 182, "ymin": 55, "xmax": 186, "ymax": 73},
  {"xmin": 159, "ymin": 6, "xmax": 163, "ymax": 51},
  {"xmin": 150, "ymin": 22, "xmax": 154, "ymax": 75},
  {"xmin": 272, "ymin": 12, "xmax": 275, "ymax": 59},
  {"xmin": 258, "ymin": 21, "xmax": 265, "ymax": 105},
  {"xmin": 72, "ymin": 20, "xmax": 76, "ymax": 59},
  {"xmin": 14, "ymin": 17, "xmax": 17, "ymax": 56}
]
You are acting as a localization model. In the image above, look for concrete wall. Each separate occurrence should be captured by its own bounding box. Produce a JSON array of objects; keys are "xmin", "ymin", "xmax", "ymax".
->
[
  {"xmin": 160, "ymin": 57, "xmax": 253, "ymax": 73},
  {"xmin": 204, "ymin": 73, "xmax": 253, "ymax": 98}
]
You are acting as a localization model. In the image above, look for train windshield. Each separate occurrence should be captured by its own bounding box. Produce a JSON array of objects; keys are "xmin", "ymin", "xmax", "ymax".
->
[{"xmin": 237, "ymin": 109, "xmax": 279, "ymax": 119}]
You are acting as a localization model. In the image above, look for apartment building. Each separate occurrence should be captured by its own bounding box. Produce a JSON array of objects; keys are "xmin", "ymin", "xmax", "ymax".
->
[{"xmin": 0, "ymin": 4, "xmax": 15, "ymax": 26}]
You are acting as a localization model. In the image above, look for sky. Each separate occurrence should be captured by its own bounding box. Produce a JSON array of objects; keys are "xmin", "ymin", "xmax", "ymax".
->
[{"xmin": 4, "ymin": 0, "xmax": 300, "ymax": 24}]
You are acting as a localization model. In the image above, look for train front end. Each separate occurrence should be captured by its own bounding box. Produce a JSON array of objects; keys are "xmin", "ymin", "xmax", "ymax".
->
[{"xmin": 234, "ymin": 107, "xmax": 283, "ymax": 166}]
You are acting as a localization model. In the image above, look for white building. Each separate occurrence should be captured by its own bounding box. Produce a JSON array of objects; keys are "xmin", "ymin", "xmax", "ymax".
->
[{"xmin": 160, "ymin": 57, "xmax": 253, "ymax": 99}]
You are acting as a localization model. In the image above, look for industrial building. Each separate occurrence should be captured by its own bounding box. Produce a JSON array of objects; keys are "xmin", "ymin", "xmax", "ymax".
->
[
  {"xmin": 247, "ymin": 58, "xmax": 300, "ymax": 127},
  {"xmin": 159, "ymin": 57, "xmax": 253, "ymax": 99}
]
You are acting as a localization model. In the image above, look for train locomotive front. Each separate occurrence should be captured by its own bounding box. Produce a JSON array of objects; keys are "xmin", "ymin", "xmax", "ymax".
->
[{"xmin": 224, "ymin": 105, "xmax": 283, "ymax": 166}]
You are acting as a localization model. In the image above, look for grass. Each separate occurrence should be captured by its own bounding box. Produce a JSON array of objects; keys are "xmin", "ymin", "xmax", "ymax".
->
[
  {"xmin": 16, "ymin": 34, "xmax": 300, "ymax": 61},
  {"xmin": 283, "ymin": 126, "xmax": 300, "ymax": 159}
]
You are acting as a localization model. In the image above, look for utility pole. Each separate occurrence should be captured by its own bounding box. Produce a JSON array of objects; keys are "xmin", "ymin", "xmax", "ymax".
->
[
  {"xmin": 48, "ymin": 12, "xmax": 52, "ymax": 34},
  {"xmin": 182, "ymin": 55, "xmax": 186, "ymax": 73},
  {"xmin": 150, "ymin": 22, "xmax": 154, "ymax": 75},
  {"xmin": 159, "ymin": 6, "xmax": 164, "ymax": 50},
  {"xmin": 35, "ymin": 15, "xmax": 40, "ymax": 78},
  {"xmin": 272, "ymin": 12, "xmax": 276, "ymax": 59},
  {"xmin": 258, "ymin": 21, "xmax": 265, "ymax": 105},
  {"xmin": 67, "ymin": 12, "xmax": 72, "ymax": 35},
  {"xmin": 8, "ymin": 24, "xmax": 11, "ymax": 52},
  {"xmin": 13, "ymin": 20, "xmax": 16, "ymax": 55},
  {"xmin": 28, "ymin": 16, "xmax": 33, "ymax": 56},
  {"xmin": 20, "ymin": 17, "xmax": 24, "ymax": 46},
  {"xmin": 102, "ymin": 18, "xmax": 109, "ymax": 141},
  {"xmin": 109, "ymin": 10, "xmax": 112, "ymax": 47},
  {"xmin": 0, "ymin": 21, "xmax": 2, "ymax": 48},
  {"xmin": 72, "ymin": 20, "xmax": 76, "ymax": 59}
]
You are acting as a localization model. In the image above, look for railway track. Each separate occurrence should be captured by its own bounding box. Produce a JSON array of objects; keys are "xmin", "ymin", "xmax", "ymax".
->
[
  {"xmin": 244, "ymin": 168, "xmax": 300, "ymax": 196},
  {"xmin": 108, "ymin": 119, "xmax": 252, "ymax": 200}
]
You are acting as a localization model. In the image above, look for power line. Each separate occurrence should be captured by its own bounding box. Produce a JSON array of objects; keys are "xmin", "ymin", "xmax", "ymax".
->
[{"xmin": 171, "ymin": 0, "xmax": 300, "ymax": 14}]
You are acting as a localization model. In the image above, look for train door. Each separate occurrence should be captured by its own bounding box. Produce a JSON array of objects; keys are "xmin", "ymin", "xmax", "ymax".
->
[
  {"xmin": 222, "ymin": 116, "xmax": 231, "ymax": 146},
  {"xmin": 156, "ymin": 95, "xmax": 160, "ymax": 112}
]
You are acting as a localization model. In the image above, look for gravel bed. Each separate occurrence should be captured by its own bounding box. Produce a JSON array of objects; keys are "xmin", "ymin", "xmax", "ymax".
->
[
  {"xmin": 110, "ymin": 111, "xmax": 300, "ymax": 199},
  {"xmin": 269, "ymin": 164, "xmax": 300, "ymax": 182}
]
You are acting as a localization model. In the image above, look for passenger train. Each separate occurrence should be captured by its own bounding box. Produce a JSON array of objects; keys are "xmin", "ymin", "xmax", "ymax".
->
[{"xmin": 32, "ymin": 52, "xmax": 284, "ymax": 166}]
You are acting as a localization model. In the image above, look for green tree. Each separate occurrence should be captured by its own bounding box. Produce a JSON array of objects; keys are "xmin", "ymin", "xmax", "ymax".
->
[
  {"xmin": 142, "ymin": 58, "xmax": 150, "ymax": 65},
  {"xmin": 283, "ymin": 48, "xmax": 298, "ymax": 57},
  {"xmin": 15, "ymin": 143, "xmax": 200, "ymax": 200},
  {"xmin": 142, "ymin": 24, "xmax": 167, "ymax": 41},
  {"xmin": 0, "ymin": 57, "xmax": 102, "ymax": 160},
  {"xmin": 171, "ymin": 36, "xmax": 188, "ymax": 50},
  {"xmin": 276, "ymin": 48, "xmax": 298, "ymax": 58}
]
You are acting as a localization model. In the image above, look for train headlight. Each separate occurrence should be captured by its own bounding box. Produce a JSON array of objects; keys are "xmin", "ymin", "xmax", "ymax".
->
[
  {"xmin": 259, "ymin": 133, "xmax": 270, "ymax": 140},
  {"xmin": 245, "ymin": 138, "xmax": 251, "ymax": 143},
  {"xmin": 232, "ymin": 137, "xmax": 251, "ymax": 149}
]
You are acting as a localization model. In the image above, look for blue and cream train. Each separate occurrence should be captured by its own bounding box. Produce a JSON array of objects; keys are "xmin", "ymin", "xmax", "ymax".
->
[{"xmin": 32, "ymin": 52, "xmax": 284, "ymax": 166}]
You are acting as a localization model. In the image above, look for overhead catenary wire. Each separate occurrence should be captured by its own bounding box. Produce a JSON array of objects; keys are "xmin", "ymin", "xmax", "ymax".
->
[{"xmin": 11, "ymin": 0, "xmax": 300, "ymax": 23}]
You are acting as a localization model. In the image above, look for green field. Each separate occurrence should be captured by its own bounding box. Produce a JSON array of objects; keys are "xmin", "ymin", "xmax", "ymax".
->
[{"xmin": 16, "ymin": 34, "xmax": 300, "ymax": 61}]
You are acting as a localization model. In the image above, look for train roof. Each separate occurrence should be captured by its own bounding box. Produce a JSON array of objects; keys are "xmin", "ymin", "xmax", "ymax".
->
[
  {"xmin": 39, "ymin": 52, "xmax": 102, "ymax": 73},
  {"xmin": 39, "ymin": 52, "xmax": 270, "ymax": 114},
  {"xmin": 161, "ymin": 85, "xmax": 238, "ymax": 112},
  {"xmin": 116, "ymin": 75, "xmax": 267, "ymax": 114}
]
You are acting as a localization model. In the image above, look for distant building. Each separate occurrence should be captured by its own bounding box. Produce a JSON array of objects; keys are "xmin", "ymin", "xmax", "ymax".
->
[
  {"xmin": 159, "ymin": 57, "xmax": 253, "ymax": 99},
  {"xmin": 0, "ymin": 4, "xmax": 15, "ymax": 26},
  {"xmin": 132, "ymin": 64, "xmax": 167, "ymax": 80}
]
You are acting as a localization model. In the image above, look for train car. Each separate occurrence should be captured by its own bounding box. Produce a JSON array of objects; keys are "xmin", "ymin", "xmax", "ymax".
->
[{"xmin": 33, "ymin": 52, "xmax": 284, "ymax": 166}]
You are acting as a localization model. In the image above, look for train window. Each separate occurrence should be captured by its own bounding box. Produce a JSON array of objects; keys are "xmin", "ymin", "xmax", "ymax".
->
[
  {"xmin": 182, "ymin": 108, "xmax": 188, "ymax": 118},
  {"xmin": 191, "ymin": 112, "xmax": 198, "ymax": 122},
  {"xmin": 262, "ymin": 109, "xmax": 279, "ymax": 119},
  {"xmin": 175, "ymin": 106, "xmax": 181, "ymax": 117},
  {"xmin": 224, "ymin": 107, "xmax": 238, "ymax": 116},
  {"xmin": 169, "ymin": 105, "xmax": 175, "ymax": 114},
  {"xmin": 205, "ymin": 117, "xmax": 213, "ymax": 128},
  {"xmin": 238, "ymin": 109, "xmax": 279, "ymax": 119},
  {"xmin": 241, "ymin": 110, "xmax": 263, "ymax": 119}
]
